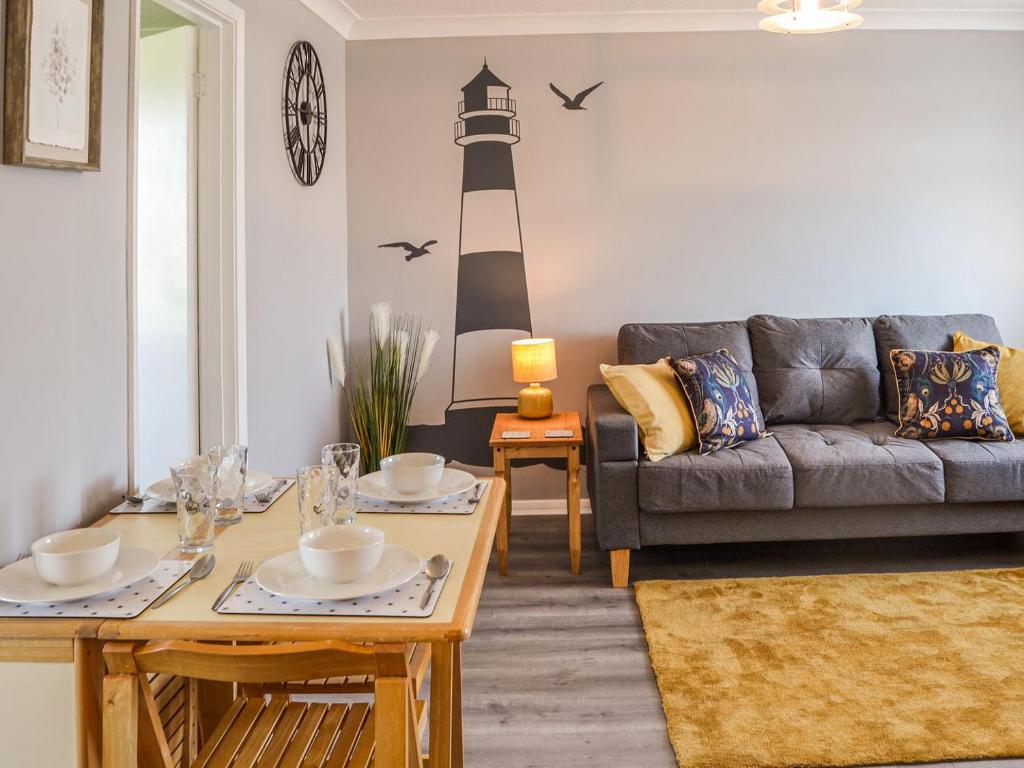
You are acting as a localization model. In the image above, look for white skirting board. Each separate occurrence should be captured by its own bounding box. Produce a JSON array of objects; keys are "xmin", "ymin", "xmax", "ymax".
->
[{"xmin": 512, "ymin": 498, "xmax": 592, "ymax": 516}]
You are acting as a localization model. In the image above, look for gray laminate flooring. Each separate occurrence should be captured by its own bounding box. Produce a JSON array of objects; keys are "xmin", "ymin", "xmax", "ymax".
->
[{"xmin": 459, "ymin": 513, "xmax": 1024, "ymax": 768}]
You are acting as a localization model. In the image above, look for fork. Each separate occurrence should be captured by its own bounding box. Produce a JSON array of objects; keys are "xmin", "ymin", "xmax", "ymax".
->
[
  {"xmin": 469, "ymin": 481, "xmax": 486, "ymax": 505},
  {"xmin": 254, "ymin": 480, "xmax": 285, "ymax": 504},
  {"xmin": 212, "ymin": 560, "xmax": 253, "ymax": 611},
  {"xmin": 15, "ymin": 553, "xmax": 29, "ymax": 562}
]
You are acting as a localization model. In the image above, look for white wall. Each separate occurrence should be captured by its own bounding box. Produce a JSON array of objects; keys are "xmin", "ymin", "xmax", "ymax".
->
[
  {"xmin": 0, "ymin": 0, "xmax": 130, "ymax": 563},
  {"xmin": 0, "ymin": 0, "xmax": 348, "ymax": 563},
  {"xmin": 237, "ymin": 0, "xmax": 348, "ymax": 478},
  {"xmin": 346, "ymin": 31, "xmax": 1024, "ymax": 499}
]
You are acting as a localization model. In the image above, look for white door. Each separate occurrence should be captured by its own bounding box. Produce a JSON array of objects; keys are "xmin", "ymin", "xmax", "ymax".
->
[{"xmin": 136, "ymin": 24, "xmax": 199, "ymax": 489}]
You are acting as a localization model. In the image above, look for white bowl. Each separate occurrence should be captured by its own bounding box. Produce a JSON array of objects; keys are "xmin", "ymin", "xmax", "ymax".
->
[
  {"xmin": 31, "ymin": 528, "xmax": 121, "ymax": 587},
  {"xmin": 380, "ymin": 453, "xmax": 445, "ymax": 494},
  {"xmin": 299, "ymin": 525, "xmax": 385, "ymax": 584}
]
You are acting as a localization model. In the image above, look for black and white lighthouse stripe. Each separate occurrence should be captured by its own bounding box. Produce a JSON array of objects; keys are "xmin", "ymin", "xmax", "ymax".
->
[{"xmin": 450, "ymin": 63, "xmax": 532, "ymax": 409}]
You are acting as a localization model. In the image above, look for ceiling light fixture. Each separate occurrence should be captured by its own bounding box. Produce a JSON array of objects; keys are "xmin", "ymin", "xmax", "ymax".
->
[{"xmin": 758, "ymin": 0, "xmax": 863, "ymax": 33}]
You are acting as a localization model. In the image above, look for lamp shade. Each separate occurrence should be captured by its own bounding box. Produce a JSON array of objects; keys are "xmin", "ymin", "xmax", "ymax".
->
[{"xmin": 511, "ymin": 338, "xmax": 557, "ymax": 383}]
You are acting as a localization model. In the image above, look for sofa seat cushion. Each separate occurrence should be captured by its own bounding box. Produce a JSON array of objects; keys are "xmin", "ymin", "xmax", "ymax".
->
[
  {"xmin": 923, "ymin": 439, "xmax": 1024, "ymax": 503},
  {"xmin": 772, "ymin": 423, "xmax": 945, "ymax": 508},
  {"xmin": 638, "ymin": 436, "xmax": 793, "ymax": 513},
  {"xmin": 749, "ymin": 315, "xmax": 880, "ymax": 425}
]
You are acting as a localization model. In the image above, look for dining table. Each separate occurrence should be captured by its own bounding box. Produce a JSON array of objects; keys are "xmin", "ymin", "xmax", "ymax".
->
[{"xmin": 0, "ymin": 475, "xmax": 503, "ymax": 768}]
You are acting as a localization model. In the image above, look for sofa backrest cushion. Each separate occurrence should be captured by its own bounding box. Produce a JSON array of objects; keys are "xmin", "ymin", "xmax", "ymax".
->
[
  {"xmin": 617, "ymin": 321, "xmax": 761, "ymax": 415},
  {"xmin": 748, "ymin": 315, "xmax": 879, "ymax": 425},
  {"xmin": 874, "ymin": 313, "xmax": 1003, "ymax": 421}
]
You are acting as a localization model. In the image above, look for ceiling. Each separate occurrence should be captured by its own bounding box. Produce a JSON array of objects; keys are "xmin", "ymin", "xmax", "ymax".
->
[
  {"xmin": 300, "ymin": 0, "xmax": 1024, "ymax": 38},
  {"xmin": 349, "ymin": 0, "xmax": 1024, "ymax": 15}
]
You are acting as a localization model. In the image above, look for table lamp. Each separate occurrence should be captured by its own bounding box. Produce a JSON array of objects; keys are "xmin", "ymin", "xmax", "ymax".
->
[{"xmin": 511, "ymin": 338, "xmax": 557, "ymax": 419}]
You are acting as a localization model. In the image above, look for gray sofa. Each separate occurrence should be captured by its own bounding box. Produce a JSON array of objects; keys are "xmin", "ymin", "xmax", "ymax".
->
[{"xmin": 586, "ymin": 314, "xmax": 1024, "ymax": 586}]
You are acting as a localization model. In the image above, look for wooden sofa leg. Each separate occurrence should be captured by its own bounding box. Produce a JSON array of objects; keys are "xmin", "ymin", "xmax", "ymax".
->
[{"xmin": 610, "ymin": 549, "xmax": 630, "ymax": 588}]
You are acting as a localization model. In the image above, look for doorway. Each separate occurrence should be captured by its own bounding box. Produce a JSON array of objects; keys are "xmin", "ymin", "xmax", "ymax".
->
[
  {"xmin": 135, "ymin": 2, "xmax": 199, "ymax": 489},
  {"xmin": 128, "ymin": 0, "xmax": 246, "ymax": 492}
]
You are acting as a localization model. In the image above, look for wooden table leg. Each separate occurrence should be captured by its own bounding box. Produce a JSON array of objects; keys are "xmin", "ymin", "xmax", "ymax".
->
[
  {"xmin": 567, "ymin": 445, "xmax": 581, "ymax": 575},
  {"xmin": 76, "ymin": 638, "xmax": 105, "ymax": 768},
  {"xmin": 492, "ymin": 448, "xmax": 511, "ymax": 576},
  {"xmin": 452, "ymin": 641, "xmax": 464, "ymax": 768},
  {"xmin": 429, "ymin": 641, "xmax": 453, "ymax": 768}
]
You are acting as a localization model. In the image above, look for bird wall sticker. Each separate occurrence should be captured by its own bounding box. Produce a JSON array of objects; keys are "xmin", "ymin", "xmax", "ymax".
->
[
  {"xmin": 549, "ymin": 81, "xmax": 604, "ymax": 110},
  {"xmin": 378, "ymin": 240, "xmax": 438, "ymax": 261}
]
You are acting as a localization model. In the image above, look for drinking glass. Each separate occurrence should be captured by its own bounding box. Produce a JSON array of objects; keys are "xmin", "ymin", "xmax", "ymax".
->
[
  {"xmin": 208, "ymin": 445, "xmax": 247, "ymax": 526},
  {"xmin": 296, "ymin": 464, "xmax": 341, "ymax": 535},
  {"xmin": 170, "ymin": 457, "xmax": 218, "ymax": 553},
  {"xmin": 321, "ymin": 443, "xmax": 361, "ymax": 524}
]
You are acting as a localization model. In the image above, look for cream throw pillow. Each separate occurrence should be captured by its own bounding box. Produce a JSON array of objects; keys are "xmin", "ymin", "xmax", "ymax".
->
[
  {"xmin": 954, "ymin": 331, "xmax": 1024, "ymax": 436},
  {"xmin": 600, "ymin": 358, "xmax": 698, "ymax": 461}
]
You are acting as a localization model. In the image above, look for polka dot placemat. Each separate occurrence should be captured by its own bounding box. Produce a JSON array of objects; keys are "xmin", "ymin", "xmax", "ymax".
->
[
  {"xmin": 0, "ymin": 560, "xmax": 196, "ymax": 618},
  {"xmin": 355, "ymin": 480, "xmax": 489, "ymax": 515},
  {"xmin": 216, "ymin": 567, "xmax": 451, "ymax": 619}
]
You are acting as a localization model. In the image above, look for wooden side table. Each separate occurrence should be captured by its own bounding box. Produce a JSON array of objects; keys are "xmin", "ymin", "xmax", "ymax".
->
[{"xmin": 489, "ymin": 411, "xmax": 584, "ymax": 576}]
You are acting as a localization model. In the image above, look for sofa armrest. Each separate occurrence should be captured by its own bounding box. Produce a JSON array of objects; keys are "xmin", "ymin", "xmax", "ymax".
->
[
  {"xmin": 586, "ymin": 384, "xmax": 641, "ymax": 551},
  {"xmin": 586, "ymin": 384, "xmax": 638, "ymax": 462}
]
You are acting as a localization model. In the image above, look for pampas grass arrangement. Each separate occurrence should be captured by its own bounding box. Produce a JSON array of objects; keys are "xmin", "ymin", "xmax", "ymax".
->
[{"xmin": 328, "ymin": 303, "xmax": 439, "ymax": 474}]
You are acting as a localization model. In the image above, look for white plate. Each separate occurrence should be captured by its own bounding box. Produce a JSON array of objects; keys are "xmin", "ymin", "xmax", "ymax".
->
[
  {"xmin": 255, "ymin": 545, "xmax": 424, "ymax": 601},
  {"xmin": 0, "ymin": 547, "xmax": 160, "ymax": 604},
  {"xmin": 145, "ymin": 469, "xmax": 273, "ymax": 503},
  {"xmin": 357, "ymin": 468, "xmax": 476, "ymax": 504}
]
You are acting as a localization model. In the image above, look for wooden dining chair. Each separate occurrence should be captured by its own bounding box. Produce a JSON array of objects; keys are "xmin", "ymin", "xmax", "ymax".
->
[
  {"xmin": 240, "ymin": 642, "xmax": 431, "ymax": 700},
  {"xmin": 102, "ymin": 639, "xmax": 425, "ymax": 768}
]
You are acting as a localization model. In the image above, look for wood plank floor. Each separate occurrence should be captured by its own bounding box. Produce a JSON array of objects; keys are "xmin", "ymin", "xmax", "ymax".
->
[{"xmin": 461, "ymin": 513, "xmax": 1024, "ymax": 768}]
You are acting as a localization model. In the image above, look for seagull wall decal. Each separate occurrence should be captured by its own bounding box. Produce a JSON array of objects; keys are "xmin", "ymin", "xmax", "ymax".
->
[
  {"xmin": 549, "ymin": 81, "xmax": 604, "ymax": 110},
  {"xmin": 378, "ymin": 240, "xmax": 438, "ymax": 261}
]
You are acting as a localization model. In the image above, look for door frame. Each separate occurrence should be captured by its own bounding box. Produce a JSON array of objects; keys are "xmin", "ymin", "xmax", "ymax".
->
[{"xmin": 126, "ymin": 0, "xmax": 247, "ymax": 492}]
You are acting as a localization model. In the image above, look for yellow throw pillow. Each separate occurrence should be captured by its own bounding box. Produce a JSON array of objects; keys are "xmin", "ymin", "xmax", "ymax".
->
[
  {"xmin": 600, "ymin": 358, "xmax": 698, "ymax": 461},
  {"xmin": 954, "ymin": 331, "xmax": 1024, "ymax": 435}
]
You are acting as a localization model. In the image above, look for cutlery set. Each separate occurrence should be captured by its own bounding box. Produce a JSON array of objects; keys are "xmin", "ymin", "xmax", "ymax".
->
[{"xmin": 147, "ymin": 553, "xmax": 450, "ymax": 611}]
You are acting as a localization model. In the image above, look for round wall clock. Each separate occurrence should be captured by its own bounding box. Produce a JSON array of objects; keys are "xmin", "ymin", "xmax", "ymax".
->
[{"xmin": 282, "ymin": 41, "xmax": 327, "ymax": 186}]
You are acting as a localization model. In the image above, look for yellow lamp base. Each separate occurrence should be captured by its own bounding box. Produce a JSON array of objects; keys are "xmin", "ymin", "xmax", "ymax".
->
[{"xmin": 517, "ymin": 383, "xmax": 553, "ymax": 419}]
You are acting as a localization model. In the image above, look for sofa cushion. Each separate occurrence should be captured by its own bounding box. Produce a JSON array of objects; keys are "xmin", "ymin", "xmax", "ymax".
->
[
  {"xmin": 749, "ymin": 315, "xmax": 879, "ymax": 425},
  {"xmin": 874, "ymin": 314, "xmax": 1002, "ymax": 422},
  {"xmin": 600, "ymin": 359, "xmax": 697, "ymax": 461},
  {"xmin": 618, "ymin": 321, "xmax": 761, "ymax": 416},
  {"xmin": 923, "ymin": 439, "xmax": 1024, "ymax": 503},
  {"xmin": 890, "ymin": 347, "xmax": 1013, "ymax": 443},
  {"xmin": 638, "ymin": 436, "xmax": 793, "ymax": 513},
  {"xmin": 772, "ymin": 423, "xmax": 945, "ymax": 508},
  {"xmin": 956, "ymin": 331, "xmax": 1024, "ymax": 436},
  {"xmin": 669, "ymin": 350, "xmax": 769, "ymax": 455}
]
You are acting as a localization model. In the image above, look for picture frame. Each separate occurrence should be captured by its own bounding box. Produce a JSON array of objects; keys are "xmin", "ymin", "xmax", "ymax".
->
[{"xmin": 3, "ymin": 0, "xmax": 103, "ymax": 171}]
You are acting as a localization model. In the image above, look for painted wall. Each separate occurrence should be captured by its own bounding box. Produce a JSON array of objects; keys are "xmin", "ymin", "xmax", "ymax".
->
[
  {"xmin": 0, "ymin": 0, "xmax": 130, "ymax": 563},
  {"xmin": 236, "ymin": 0, "xmax": 349, "ymax": 477},
  {"xmin": 346, "ymin": 31, "xmax": 1024, "ymax": 500},
  {"xmin": 0, "ymin": 0, "xmax": 348, "ymax": 563}
]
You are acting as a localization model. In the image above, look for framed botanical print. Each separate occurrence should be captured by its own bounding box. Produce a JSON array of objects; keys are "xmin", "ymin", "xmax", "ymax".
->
[{"xmin": 3, "ymin": 0, "xmax": 103, "ymax": 170}]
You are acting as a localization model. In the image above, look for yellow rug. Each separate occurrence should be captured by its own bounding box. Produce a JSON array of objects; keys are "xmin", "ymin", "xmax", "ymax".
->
[{"xmin": 634, "ymin": 569, "xmax": 1024, "ymax": 768}]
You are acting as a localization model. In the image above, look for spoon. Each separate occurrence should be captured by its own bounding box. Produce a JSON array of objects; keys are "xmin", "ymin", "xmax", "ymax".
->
[
  {"xmin": 150, "ymin": 554, "xmax": 216, "ymax": 609},
  {"xmin": 419, "ymin": 554, "xmax": 452, "ymax": 609}
]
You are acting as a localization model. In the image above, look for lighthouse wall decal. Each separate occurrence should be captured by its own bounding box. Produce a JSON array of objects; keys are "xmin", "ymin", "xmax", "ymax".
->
[{"xmin": 406, "ymin": 61, "xmax": 534, "ymax": 468}]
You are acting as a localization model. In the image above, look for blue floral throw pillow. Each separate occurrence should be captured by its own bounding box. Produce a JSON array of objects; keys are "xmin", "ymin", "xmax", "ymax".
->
[
  {"xmin": 890, "ymin": 347, "xmax": 1013, "ymax": 442},
  {"xmin": 669, "ymin": 349, "xmax": 768, "ymax": 455}
]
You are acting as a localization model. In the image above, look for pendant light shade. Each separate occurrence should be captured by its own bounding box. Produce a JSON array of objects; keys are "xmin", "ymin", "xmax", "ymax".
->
[{"xmin": 758, "ymin": 0, "xmax": 862, "ymax": 33}]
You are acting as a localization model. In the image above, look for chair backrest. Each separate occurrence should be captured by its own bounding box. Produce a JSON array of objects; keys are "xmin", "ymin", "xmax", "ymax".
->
[{"xmin": 106, "ymin": 638, "xmax": 403, "ymax": 684}]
